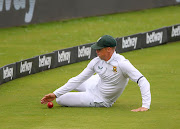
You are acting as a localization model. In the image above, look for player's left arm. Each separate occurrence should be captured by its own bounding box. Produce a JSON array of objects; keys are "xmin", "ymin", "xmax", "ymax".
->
[
  {"xmin": 120, "ymin": 59, "xmax": 151, "ymax": 112},
  {"xmin": 131, "ymin": 76, "xmax": 151, "ymax": 112}
]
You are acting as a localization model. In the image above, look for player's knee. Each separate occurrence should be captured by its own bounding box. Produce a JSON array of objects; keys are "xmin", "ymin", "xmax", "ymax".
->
[{"xmin": 56, "ymin": 95, "xmax": 66, "ymax": 106}]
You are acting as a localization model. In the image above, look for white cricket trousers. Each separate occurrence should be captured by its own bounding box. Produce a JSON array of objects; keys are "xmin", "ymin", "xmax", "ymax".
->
[{"xmin": 56, "ymin": 75, "xmax": 105, "ymax": 107}]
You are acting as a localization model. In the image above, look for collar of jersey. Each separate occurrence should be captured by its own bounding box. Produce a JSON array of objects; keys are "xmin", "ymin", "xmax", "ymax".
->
[{"xmin": 106, "ymin": 51, "xmax": 116, "ymax": 64}]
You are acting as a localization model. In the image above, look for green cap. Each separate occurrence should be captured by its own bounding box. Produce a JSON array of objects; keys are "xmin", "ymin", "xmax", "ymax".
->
[{"xmin": 91, "ymin": 35, "xmax": 117, "ymax": 50}]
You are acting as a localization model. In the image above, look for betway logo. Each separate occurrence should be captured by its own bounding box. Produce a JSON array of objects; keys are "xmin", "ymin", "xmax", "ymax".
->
[
  {"xmin": 39, "ymin": 56, "xmax": 51, "ymax": 68},
  {"xmin": 0, "ymin": 0, "xmax": 36, "ymax": 23},
  {"xmin": 122, "ymin": 37, "xmax": 137, "ymax": 49},
  {"xmin": 20, "ymin": 61, "xmax": 32, "ymax": 74},
  {"xmin": 146, "ymin": 31, "xmax": 163, "ymax": 44},
  {"xmin": 58, "ymin": 51, "xmax": 71, "ymax": 63},
  {"xmin": 171, "ymin": 26, "xmax": 180, "ymax": 37},
  {"xmin": 3, "ymin": 67, "xmax": 13, "ymax": 80},
  {"xmin": 78, "ymin": 46, "xmax": 91, "ymax": 59}
]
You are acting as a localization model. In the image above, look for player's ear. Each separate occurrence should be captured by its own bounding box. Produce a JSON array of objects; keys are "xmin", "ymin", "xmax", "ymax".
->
[
  {"xmin": 107, "ymin": 47, "xmax": 115, "ymax": 53},
  {"xmin": 106, "ymin": 47, "xmax": 111, "ymax": 52}
]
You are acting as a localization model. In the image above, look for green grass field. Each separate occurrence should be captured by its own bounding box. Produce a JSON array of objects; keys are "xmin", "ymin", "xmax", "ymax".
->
[{"xmin": 0, "ymin": 5, "xmax": 180, "ymax": 129}]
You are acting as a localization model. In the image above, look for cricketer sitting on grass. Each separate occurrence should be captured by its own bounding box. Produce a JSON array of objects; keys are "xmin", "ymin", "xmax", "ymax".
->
[{"xmin": 41, "ymin": 35, "xmax": 151, "ymax": 112}]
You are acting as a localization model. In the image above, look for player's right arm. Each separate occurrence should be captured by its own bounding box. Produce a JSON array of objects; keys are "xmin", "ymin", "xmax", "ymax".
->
[
  {"xmin": 52, "ymin": 58, "xmax": 97, "ymax": 98},
  {"xmin": 40, "ymin": 65, "xmax": 95, "ymax": 104}
]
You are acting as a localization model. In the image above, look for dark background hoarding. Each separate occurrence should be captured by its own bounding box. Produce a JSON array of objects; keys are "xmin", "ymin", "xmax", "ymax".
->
[
  {"xmin": 74, "ymin": 43, "xmax": 97, "ymax": 63},
  {"xmin": 54, "ymin": 43, "xmax": 97, "ymax": 68},
  {"xmin": 0, "ymin": 0, "xmax": 179, "ymax": 28},
  {"xmin": 54, "ymin": 47, "xmax": 77, "ymax": 68},
  {"xmin": 35, "ymin": 52, "xmax": 56, "ymax": 72},
  {"xmin": 116, "ymin": 33, "xmax": 142, "ymax": 53},
  {"xmin": 0, "ymin": 63, "xmax": 16, "ymax": 84},
  {"xmin": 141, "ymin": 27, "xmax": 168, "ymax": 48},
  {"xmin": 16, "ymin": 57, "xmax": 39, "ymax": 78}
]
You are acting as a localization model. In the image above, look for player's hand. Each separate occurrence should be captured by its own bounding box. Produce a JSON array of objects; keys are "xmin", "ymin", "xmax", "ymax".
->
[
  {"xmin": 131, "ymin": 107, "xmax": 149, "ymax": 112},
  {"xmin": 41, "ymin": 93, "xmax": 56, "ymax": 104}
]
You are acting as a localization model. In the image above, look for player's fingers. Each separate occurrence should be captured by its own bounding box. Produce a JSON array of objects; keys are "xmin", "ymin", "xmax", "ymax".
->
[
  {"xmin": 41, "ymin": 98, "xmax": 45, "ymax": 104},
  {"xmin": 41, "ymin": 100, "xmax": 44, "ymax": 104},
  {"xmin": 40, "ymin": 99, "xmax": 44, "ymax": 104},
  {"xmin": 140, "ymin": 108, "xmax": 148, "ymax": 112},
  {"xmin": 43, "ymin": 101, "xmax": 48, "ymax": 104},
  {"xmin": 41, "ymin": 97, "xmax": 48, "ymax": 104},
  {"xmin": 41, "ymin": 99, "xmax": 48, "ymax": 104},
  {"xmin": 131, "ymin": 108, "xmax": 142, "ymax": 112},
  {"xmin": 139, "ymin": 107, "xmax": 148, "ymax": 112},
  {"xmin": 41, "ymin": 94, "xmax": 55, "ymax": 104},
  {"xmin": 131, "ymin": 107, "xmax": 148, "ymax": 112},
  {"xmin": 131, "ymin": 109, "xmax": 139, "ymax": 112}
]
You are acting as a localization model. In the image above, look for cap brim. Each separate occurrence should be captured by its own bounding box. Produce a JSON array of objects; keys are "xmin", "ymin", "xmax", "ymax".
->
[{"xmin": 91, "ymin": 43, "xmax": 104, "ymax": 50}]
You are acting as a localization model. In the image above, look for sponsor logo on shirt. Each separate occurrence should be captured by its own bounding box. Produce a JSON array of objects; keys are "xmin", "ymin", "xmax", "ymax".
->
[{"xmin": 98, "ymin": 66, "xmax": 103, "ymax": 69}]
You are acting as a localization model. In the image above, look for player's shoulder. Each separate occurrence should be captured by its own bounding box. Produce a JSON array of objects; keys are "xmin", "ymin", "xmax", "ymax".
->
[
  {"xmin": 91, "ymin": 56, "xmax": 100, "ymax": 63},
  {"xmin": 114, "ymin": 53, "xmax": 126, "ymax": 63},
  {"xmin": 114, "ymin": 53, "xmax": 130, "ymax": 67},
  {"xmin": 88, "ymin": 56, "xmax": 101, "ymax": 67}
]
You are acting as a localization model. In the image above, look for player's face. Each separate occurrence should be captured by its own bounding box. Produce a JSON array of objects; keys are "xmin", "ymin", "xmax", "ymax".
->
[{"xmin": 96, "ymin": 47, "xmax": 109, "ymax": 61}]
